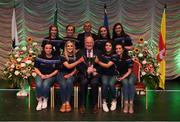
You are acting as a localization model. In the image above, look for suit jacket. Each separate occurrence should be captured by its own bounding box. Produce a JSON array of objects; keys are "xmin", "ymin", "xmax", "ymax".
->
[{"xmin": 77, "ymin": 32, "xmax": 97, "ymax": 49}]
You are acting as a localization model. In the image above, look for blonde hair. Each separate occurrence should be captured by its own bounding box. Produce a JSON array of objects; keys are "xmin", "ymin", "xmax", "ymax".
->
[{"xmin": 64, "ymin": 40, "xmax": 76, "ymax": 61}]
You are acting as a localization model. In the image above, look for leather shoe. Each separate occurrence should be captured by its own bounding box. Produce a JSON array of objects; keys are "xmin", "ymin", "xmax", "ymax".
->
[
  {"xmin": 79, "ymin": 106, "xmax": 85, "ymax": 114},
  {"xmin": 93, "ymin": 105, "xmax": 98, "ymax": 113}
]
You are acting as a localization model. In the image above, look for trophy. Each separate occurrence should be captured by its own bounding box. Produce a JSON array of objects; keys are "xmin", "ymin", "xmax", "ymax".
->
[{"xmin": 86, "ymin": 50, "xmax": 95, "ymax": 78}]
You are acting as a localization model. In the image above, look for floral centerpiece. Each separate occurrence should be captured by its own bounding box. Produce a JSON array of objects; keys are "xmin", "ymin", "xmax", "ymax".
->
[
  {"xmin": 3, "ymin": 37, "xmax": 39, "ymax": 96},
  {"xmin": 129, "ymin": 37, "xmax": 160, "ymax": 89}
]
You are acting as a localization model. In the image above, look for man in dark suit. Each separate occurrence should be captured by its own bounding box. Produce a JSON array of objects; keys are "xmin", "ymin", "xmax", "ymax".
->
[
  {"xmin": 77, "ymin": 21, "xmax": 97, "ymax": 49},
  {"xmin": 76, "ymin": 35, "xmax": 101, "ymax": 114}
]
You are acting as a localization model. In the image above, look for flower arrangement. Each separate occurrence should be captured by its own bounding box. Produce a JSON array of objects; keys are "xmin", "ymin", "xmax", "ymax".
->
[
  {"xmin": 129, "ymin": 37, "xmax": 160, "ymax": 89},
  {"xmin": 3, "ymin": 37, "xmax": 39, "ymax": 89}
]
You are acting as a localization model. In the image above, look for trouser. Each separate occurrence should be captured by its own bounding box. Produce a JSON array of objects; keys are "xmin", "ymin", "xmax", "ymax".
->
[
  {"xmin": 121, "ymin": 73, "xmax": 137, "ymax": 101},
  {"xmin": 35, "ymin": 75, "xmax": 56, "ymax": 99},
  {"xmin": 78, "ymin": 73, "xmax": 100, "ymax": 108},
  {"xmin": 57, "ymin": 72, "xmax": 75, "ymax": 104},
  {"xmin": 101, "ymin": 75, "xmax": 116, "ymax": 101}
]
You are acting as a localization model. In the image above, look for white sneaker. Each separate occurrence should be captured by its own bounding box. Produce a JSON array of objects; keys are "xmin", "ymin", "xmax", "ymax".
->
[
  {"xmin": 110, "ymin": 100, "xmax": 117, "ymax": 111},
  {"xmin": 42, "ymin": 98, "xmax": 48, "ymax": 109},
  {"xmin": 36, "ymin": 100, "xmax": 42, "ymax": 111},
  {"xmin": 102, "ymin": 101, "xmax": 109, "ymax": 112}
]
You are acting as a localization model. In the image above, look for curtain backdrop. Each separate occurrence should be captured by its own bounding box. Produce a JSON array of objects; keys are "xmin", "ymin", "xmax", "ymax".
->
[{"xmin": 0, "ymin": 0, "xmax": 179, "ymax": 79}]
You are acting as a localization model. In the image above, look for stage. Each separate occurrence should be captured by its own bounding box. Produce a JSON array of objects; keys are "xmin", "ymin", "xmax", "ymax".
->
[{"xmin": 0, "ymin": 79, "xmax": 179, "ymax": 121}]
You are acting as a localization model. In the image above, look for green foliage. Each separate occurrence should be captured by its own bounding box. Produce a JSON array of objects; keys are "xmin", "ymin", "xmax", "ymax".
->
[{"xmin": 141, "ymin": 74, "xmax": 160, "ymax": 89}]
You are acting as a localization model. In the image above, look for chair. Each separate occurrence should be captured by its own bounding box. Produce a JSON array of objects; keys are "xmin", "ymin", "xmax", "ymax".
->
[
  {"xmin": 73, "ymin": 83, "xmax": 103, "ymax": 109},
  {"xmin": 97, "ymin": 86, "xmax": 102, "ymax": 108},
  {"xmin": 132, "ymin": 60, "xmax": 148, "ymax": 110},
  {"xmin": 50, "ymin": 82, "xmax": 60, "ymax": 109},
  {"xmin": 73, "ymin": 84, "xmax": 79, "ymax": 108},
  {"xmin": 132, "ymin": 60, "xmax": 146, "ymax": 94},
  {"xmin": 115, "ymin": 82, "xmax": 123, "ymax": 108}
]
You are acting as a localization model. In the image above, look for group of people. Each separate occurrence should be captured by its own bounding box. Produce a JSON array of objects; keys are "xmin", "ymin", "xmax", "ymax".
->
[{"xmin": 34, "ymin": 21, "xmax": 137, "ymax": 114}]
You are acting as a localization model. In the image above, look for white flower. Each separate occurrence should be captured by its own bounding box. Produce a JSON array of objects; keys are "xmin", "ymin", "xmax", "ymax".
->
[
  {"xmin": 29, "ymin": 50, "xmax": 34, "ymax": 53},
  {"xmin": 23, "ymin": 75, "xmax": 28, "ymax": 79},
  {"xmin": 142, "ymin": 60, "xmax": 147, "ymax": 65},
  {"xmin": 8, "ymin": 74, "xmax": 12, "ymax": 78},
  {"xmin": 128, "ymin": 51, "xmax": 133, "ymax": 53},
  {"xmin": 5, "ymin": 63, "xmax": 9, "ymax": 67},
  {"xmin": 32, "ymin": 42, "xmax": 37, "ymax": 46},
  {"xmin": 22, "ymin": 70, "xmax": 26, "ymax": 73},
  {"xmin": 144, "ymin": 41, "xmax": 148, "ymax": 44},
  {"xmin": 31, "ymin": 62, "xmax": 34, "ymax": 65},
  {"xmin": 156, "ymin": 73, "xmax": 159, "ymax": 76},
  {"xmin": 138, "ymin": 53, "xmax": 143, "ymax": 58},
  {"xmin": 10, "ymin": 64, "xmax": 15, "ymax": 68},
  {"xmin": 139, "ymin": 44, "xmax": 143, "ymax": 47},
  {"xmin": 22, "ymin": 47, "xmax": 27, "ymax": 51},
  {"xmin": 20, "ymin": 63, "xmax": 26, "ymax": 67},
  {"xmin": 26, "ymin": 73, "xmax": 31, "ymax": 77},
  {"xmin": 3, "ymin": 71, "xmax": 8, "ymax": 74},
  {"xmin": 10, "ymin": 68, "xmax": 13, "ymax": 71},
  {"xmin": 14, "ymin": 47, "xmax": 19, "ymax": 50},
  {"xmin": 14, "ymin": 53, "xmax": 19, "ymax": 58},
  {"xmin": 14, "ymin": 70, "xmax": 20, "ymax": 75},
  {"xmin": 141, "ymin": 71, "xmax": 146, "ymax": 76},
  {"xmin": 32, "ymin": 72, "xmax": 37, "ymax": 77},
  {"xmin": 25, "ymin": 60, "xmax": 32, "ymax": 64},
  {"xmin": 17, "ymin": 58, "xmax": 22, "ymax": 62}
]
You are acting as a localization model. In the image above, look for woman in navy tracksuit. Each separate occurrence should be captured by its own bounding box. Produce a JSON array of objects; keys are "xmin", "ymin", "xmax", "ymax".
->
[{"xmin": 99, "ymin": 40, "xmax": 118, "ymax": 112}]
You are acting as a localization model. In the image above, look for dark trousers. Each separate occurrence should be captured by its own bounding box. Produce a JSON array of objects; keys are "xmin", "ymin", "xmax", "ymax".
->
[{"xmin": 78, "ymin": 73, "xmax": 100, "ymax": 108}]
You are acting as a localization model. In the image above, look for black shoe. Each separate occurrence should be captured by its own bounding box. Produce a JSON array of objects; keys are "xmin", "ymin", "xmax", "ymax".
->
[
  {"xmin": 93, "ymin": 105, "xmax": 98, "ymax": 114},
  {"xmin": 79, "ymin": 106, "xmax": 85, "ymax": 114}
]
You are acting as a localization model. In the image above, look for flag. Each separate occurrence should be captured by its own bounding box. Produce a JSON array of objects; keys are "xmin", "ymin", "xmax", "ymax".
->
[
  {"xmin": 11, "ymin": 8, "xmax": 18, "ymax": 49},
  {"xmin": 157, "ymin": 5, "xmax": 166, "ymax": 89},
  {"xmin": 103, "ymin": 4, "xmax": 109, "ymax": 28},
  {"xmin": 53, "ymin": 3, "xmax": 58, "ymax": 26}
]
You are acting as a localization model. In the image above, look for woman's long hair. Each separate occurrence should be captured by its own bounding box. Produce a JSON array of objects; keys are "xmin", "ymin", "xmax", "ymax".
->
[
  {"xmin": 41, "ymin": 41, "xmax": 54, "ymax": 58},
  {"xmin": 104, "ymin": 39, "xmax": 114, "ymax": 55},
  {"xmin": 66, "ymin": 24, "xmax": 75, "ymax": 32},
  {"xmin": 115, "ymin": 43, "xmax": 128, "ymax": 60},
  {"xmin": 64, "ymin": 40, "xmax": 76, "ymax": 61},
  {"xmin": 112, "ymin": 23, "xmax": 128, "ymax": 39},
  {"xmin": 97, "ymin": 26, "xmax": 111, "ymax": 39},
  {"xmin": 48, "ymin": 24, "xmax": 59, "ymax": 40}
]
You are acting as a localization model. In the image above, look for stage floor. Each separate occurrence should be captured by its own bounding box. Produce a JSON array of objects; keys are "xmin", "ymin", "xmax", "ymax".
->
[{"xmin": 0, "ymin": 79, "xmax": 180, "ymax": 121}]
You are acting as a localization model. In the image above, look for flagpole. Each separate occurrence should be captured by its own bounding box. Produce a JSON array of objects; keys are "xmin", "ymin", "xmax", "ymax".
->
[
  {"xmin": 12, "ymin": 0, "xmax": 15, "ymax": 50},
  {"xmin": 164, "ymin": 4, "xmax": 167, "ymax": 9},
  {"xmin": 103, "ymin": 3, "xmax": 109, "ymax": 29},
  {"xmin": 104, "ymin": 3, "xmax": 106, "ymax": 9},
  {"xmin": 13, "ymin": 0, "xmax": 15, "ymax": 8},
  {"xmin": 53, "ymin": 2, "xmax": 58, "ymax": 26}
]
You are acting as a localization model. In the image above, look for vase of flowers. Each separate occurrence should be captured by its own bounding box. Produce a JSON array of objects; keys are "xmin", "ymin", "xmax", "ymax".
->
[
  {"xmin": 129, "ymin": 37, "xmax": 160, "ymax": 89},
  {"xmin": 3, "ymin": 37, "xmax": 39, "ymax": 96}
]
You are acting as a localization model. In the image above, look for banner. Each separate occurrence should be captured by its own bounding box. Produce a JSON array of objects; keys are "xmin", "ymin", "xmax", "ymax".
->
[
  {"xmin": 11, "ymin": 8, "xmax": 18, "ymax": 49},
  {"xmin": 157, "ymin": 6, "xmax": 166, "ymax": 89}
]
